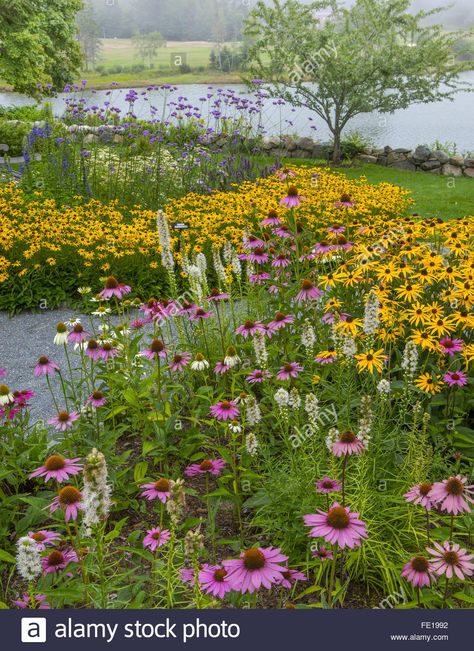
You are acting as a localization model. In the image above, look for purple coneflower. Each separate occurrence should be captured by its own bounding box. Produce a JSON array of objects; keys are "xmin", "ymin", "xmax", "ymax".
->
[
  {"xmin": 428, "ymin": 475, "xmax": 474, "ymax": 515},
  {"xmin": 267, "ymin": 311, "xmax": 294, "ymax": 332},
  {"xmin": 207, "ymin": 289, "xmax": 230, "ymax": 301},
  {"xmin": 28, "ymin": 530, "xmax": 61, "ymax": 551},
  {"xmin": 427, "ymin": 541, "xmax": 474, "ymax": 580},
  {"xmin": 280, "ymin": 186, "xmax": 304, "ymax": 208},
  {"xmin": 140, "ymin": 478, "xmax": 171, "ymax": 503},
  {"xmin": 140, "ymin": 338, "xmax": 168, "ymax": 359},
  {"xmin": 276, "ymin": 362, "xmax": 303, "ymax": 381},
  {"xmin": 304, "ymin": 503, "xmax": 368, "ymax": 549},
  {"xmin": 87, "ymin": 391, "xmax": 107, "ymax": 408},
  {"xmin": 331, "ymin": 430, "xmax": 365, "ymax": 457},
  {"xmin": 143, "ymin": 527, "xmax": 171, "ymax": 551},
  {"xmin": 169, "ymin": 352, "xmax": 192, "ymax": 372},
  {"xmin": 214, "ymin": 361, "xmax": 230, "ymax": 374},
  {"xmin": 199, "ymin": 564, "xmax": 232, "ymax": 598},
  {"xmin": 296, "ymin": 279, "xmax": 322, "ymax": 303},
  {"xmin": 315, "ymin": 477, "xmax": 341, "ymax": 494},
  {"xmin": 12, "ymin": 593, "xmax": 50, "ymax": 609},
  {"xmin": 244, "ymin": 234, "xmax": 265, "ymax": 249},
  {"xmin": 185, "ymin": 458, "xmax": 226, "ymax": 477},
  {"xmin": 99, "ymin": 342, "xmax": 119, "ymax": 361},
  {"xmin": 312, "ymin": 546, "xmax": 334, "ymax": 561},
  {"xmin": 401, "ymin": 556, "xmax": 436, "ymax": 588},
  {"xmin": 275, "ymin": 168, "xmax": 296, "ymax": 181},
  {"xmin": 276, "ymin": 568, "xmax": 307, "ymax": 589},
  {"xmin": 404, "ymin": 482, "xmax": 434, "ymax": 510},
  {"xmin": 443, "ymin": 370, "xmax": 467, "ymax": 387},
  {"xmin": 85, "ymin": 339, "xmax": 101, "ymax": 360},
  {"xmin": 68, "ymin": 323, "xmax": 89, "ymax": 344},
  {"xmin": 439, "ymin": 338, "xmax": 463, "ymax": 356},
  {"xmin": 42, "ymin": 548, "xmax": 77, "ymax": 574},
  {"xmin": 271, "ymin": 253, "xmax": 291, "ymax": 268},
  {"xmin": 34, "ymin": 356, "xmax": 59, "ymax": 377},
  {"xmin": 327, "ymin": 223, "xmax": 345, "ymax": 234},
  {"xmin": 261, "ymin": 209, "xmax": 281, "ymax": 227},
  {"xmin": 313, "ymin": 240, "xmax": 333, "ymax": 255},
  {"xmin": 334, "ymin": 193, "xmax": 354, "ymax": 208},
  {"xmin": 223, "ymin": 546, "xmax": 287, "ymax": 593},
  {"xmin": 99, "ymin": 276, "xmax": 131, "ymax": 300},
  {"xmin": 210, "ymin": 400, "xmax": 240, "ymax": 420},
  {"xmin": 246, "ymin": 369, "xmax": 272, "ymax": 384},
  {"xmin": 29, "ymin": 454, "xmax": 82, "ymax": 483},
  {"xmin": 189, "ymin": 307, "xmax": 213, "ymax": 321},
  {"xmin": 48, "ymin": 411, "xmax": 80, "ymax": 431},
  {"xmin": 50, "ymin": 486, "xmax": 83, "ymax": 521}
]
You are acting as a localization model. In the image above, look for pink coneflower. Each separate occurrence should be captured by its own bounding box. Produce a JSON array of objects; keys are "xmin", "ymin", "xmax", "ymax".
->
[
  {"xmin": 274, "ymin": 224, "xmax": 293, "ymax": 239},
  {"xmin": 50, "ymin": 486, "xmax": 83, "ymax": 521},
  {"xmin": 99, "ymin": 276, "xmax": 131, "ymax": 300},
  {"xmin": 261, "ymin": 209, "xmax": 281, "ymax": 226},
  {"xmin": 246, "ymin": 369, "xmax": 272, "ymax": 384},
  {"xmin": 189, "ymin": 307, "xmax": 213, "ymax": 321},
  {"xmin": 247, "ymin": 247, "xmax": 268, "ymax": 264},
  {"xmin": 322, "ymin": 312, "xmax": 335, "ymax": 325},
  {"xmin": 316, "ymin": 477, "xmax": 341, "ymax": 494},
  {"xmin": 328, "ymin": 223, "xmax": 346, "ymax": 234},
  {"xmin": 68, "ymin": 323, "xmax": 89, "ymax": 344},
  {"xmin": 180, "ymin": 567, "xmax": 196, "ymax": 585},
  {"xmin": 210, "ymin": 400, "xmax": 240, "ymax": 421},
  {"xmin": 280, "ymin": 186, "xmax": 304, "ymax": 208},
  {"xmin": 315, "ymin": 349, "xmax": 337, "ymax": 364},
  {"xmin": 223, "ymin": 546, "xmax": 288, "ymax": 593},
  {"xmin": 267, "ymin": 311, "xmax": 294, "ymax": 332},
  {"xmin": 140, "ymin": 338, "xmax": 168, "ymax": 360},
  {"xmin": 87, "ymin": 390, "xmax": 107, "ymax": 408},
  {"xmin": 404, "ymin": 482, "xmax": 434, "ymax": 510},
  {"xmin": 140, "ymin": 478, "xmax": 171, "ymax": 503},
  {"xmin": 296, "ymin": 279, "xmax": 322, "ymax": 303},
  {"xmin": 277, "ymin": 362, "xmax": 303, "ymax": 380},
  {"xmin": 313, "ymin": 240, "xmax": 333, "ymax": 255},
  {"xmin": 99, "ymin": 342, "xmax": 119, "ymax": 361},
  {"xmin": 249, "ymin": 271, "xmax": 271, "ymax": 284},
  {"xmin": 331, "ymin": 430, "xmax": 365, "ymax": 457},
  {"xmin": 334, "ymin": 194, "xmax": 354, "ymax": 208},
  {"xmin": 168, "ymin": 352, "xmax": 192, "ymax": 372},
  {"xmin": 207, "ymin": 288, "xmax": 230, "ymax": 301},
  {"xmin": 304, "ymin": 503, "xmax": 368, "ymax": 549},
  {"xmin": 12, "ymin": 593, "xmax": 50, "ymax": 609},
  {"xmin": 34, "ymin": 356, "xmax": 59, "ymax": 377},
  {"xmin": 199, "ymin": 564, "xmax": 232, "ymax": 598},
  {"xmin": 131, "ymin": 318, "xmax": 147, "ymax": 329},
  {"xmin": 185, "ymin": 458, "xmax": 226, "ymax": 477},
  {"xmin": 143, "ymin": 527, "xmax": 171, "ymax": 552},
  {"xmin": 48, "ymin": 410, "xmax": 79, "ymax": 431},
  {"xmin": 312, "ymin": 545, "xmax": 334, "ymax": 561},
  {"xmin": 333, "ymin": 235, "xmax": 353, "ymax": 251},
  {"xmin": 271, "ymin": 254, "xmax": 291, "ymax": 268},
  {"xmin": 427, "ymin": 541, "xmax": 474, "ymax": 580},
  {"xmin": 428, "ymin": 475, "xmax": 474, "ymax": 515},
  {"xmin": 28, "ymin": 530, "xmax": 61, "ymax": 550},
  {"xmin": 439, "ymin": 338, "xmax": 463, "ymax": 356},
  {"xmin": 42, "ymin": 548, "xmax": 78, "ymax": 574},
  {"xmin": 244, "ymin": 234, "xmax": 265, "ymax": 249},
  {"xmin": 275, "ymin": 168, "xmax": 296, "ymax": 181},
  {"xmin": 214, "ymin": 361, "xmax": 230, "ymax": 374},
  {"xmin": 401, "ymin": 556, "xmax": 436, "ymax": 588},
  {"xmin": 30, "ymin": 454, "xmax": 82, "ymax": 483},
  {"xmin": 443, "ymin": 370, "xmax": 467, "ymax": 387},
  {"xmin": 177, "ymin": 301, "xmax": 198, "ymax": 316},
  {"xmin": 276, "ymin": 568, "xmax": 307, "ymax": 589},
  {"xmin": 85, "ymin": 339, "xmax": 102, "ymax": 360}
]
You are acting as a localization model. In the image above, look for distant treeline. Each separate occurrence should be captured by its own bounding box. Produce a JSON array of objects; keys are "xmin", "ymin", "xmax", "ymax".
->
[{"xmin": 88, "ymin": 0, "xmax": 248, "ymax": 41}]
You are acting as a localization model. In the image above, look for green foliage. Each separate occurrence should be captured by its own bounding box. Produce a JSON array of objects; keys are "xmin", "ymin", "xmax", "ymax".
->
[{"xmin": 0, "ymin": 120, "xmax": 30, "ymax": 156}]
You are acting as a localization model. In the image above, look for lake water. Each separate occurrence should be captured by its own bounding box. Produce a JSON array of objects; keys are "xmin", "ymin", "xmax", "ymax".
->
[{"xmin": 1, "ymin": 72, "xmax": 473, "ymax": 152}]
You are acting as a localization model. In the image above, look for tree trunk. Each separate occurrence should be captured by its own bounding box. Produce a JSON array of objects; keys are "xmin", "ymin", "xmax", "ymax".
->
[{"xmin": 332, "ymin": 128, "xmax": 342, "ymax": 165}]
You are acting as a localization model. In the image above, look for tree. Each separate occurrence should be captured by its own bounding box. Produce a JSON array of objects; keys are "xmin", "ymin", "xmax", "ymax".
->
[
  {"xmin": 132, "ymin": 31, "xmax": 166, "ymax": 66},
  {"xmin": 244, "ymin": 0, "xmax": 473, "ymax": 164},
  {"xmin": 77, "ymin": 2, "xmax": 102, "ymax": 71},
  {"xmin": 0, "ymin": 0, "xmax": 83, "ymax": 96}
]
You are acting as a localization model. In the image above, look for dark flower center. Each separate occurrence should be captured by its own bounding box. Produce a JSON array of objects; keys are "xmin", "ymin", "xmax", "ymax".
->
[
  {"xmin": 287, "ymin": 186, "xmax": 298, "ymax": 197},
  {"xmin": 411, "ymin": 556, "xmax": 429, "ymax": 573},
  {"xmin": 443, "ymin": 551, "xmax": 459, "ymax": 566},
  {"xmin": 154, "ymin": 478, "xmax": 170, "ymax": 492},
  {"xmin": 59, "ymin": 486, "xmax": 81, "ymax": 505},
  {"xmin": 56, "ymin": 322, "xmax": 67, "ymax": 333},
  {"xmin": 38, "ymin": 356, "xmax": 49, "ymax": 365},
  {"xmin": 105, "ymin": 276, "xmax": 119, "ymax": 289},
  {"xmin": 214, "ymin": 568, "xmax": 227, "ymax": 582},
  {"xmin": 45, "ymin": 455, "xmax": 66, "ymax": 471},
  {"xmin": 102, "ymin": 343, "xmax": 113, "ymax": 352},
  {"xmin": 418, "ymin": 482, "xmax": 432, "ymax": 496},
  {"xmin": 322, "ymin": 480, "xmax": 334, "ymax": 489},
  {"xmin": 283, "ymin": 363, "xmax": 294, "ymax": 373},
  {"xmin": 244, "ymin": 320, "xmax": 255, "ymax": 329},
  {"xmin": 152, "ymin": 531, "xmax": 162, "ymax": 540},
  {"xmin": 199, "ymin": 460, "xmax": 213, "ymax": 471},
  {"xmin": 151, "ymin": 339, "xmax": 165, "ymax": 353},
  {"xmin": 92, "ymin": 391, "xmax": 104, "ymax": 400},
  {"xmin": 275, "ymin": 312, "xmax": 286, "ymax": 321},
  {"xmin": 31, "ymin": 532, "xmax": 46, "ymax": 542},
  {"xmin": 243, "ymin": 548, "xmax": 266, "ymax": 570},
  {"xmin": 446, "ymin": 477, "xmax": 464, "ymax": 496},
  {"xmin": 47, "ymin": 550, "xmax": 65, "ymax": 566},
  {"xmin": 301, "ymin": 279, "xmax": 313, "ymax": 290},
  {"xmin": 366, "ymin": 354, "xmax": 374, "ymax": 361},
  {"xmin": 57, "ymin": 411, "xmax": 70, "ymax": 422},
  {"xmin": 87, "ymin": 339, "xmax": 98, "ymax": 350},
  {"xmin": 73, "ymin": 324, "xmax": 84, "ymax": 333},
  {"xmin": 340, "ymin": 194, "xmax": 351, "ymax": 203},
  {"xmin": 220, "ymin": 400, "xmax": 231, "ymax": 410},
  {"xmin": 340, "ymin": 430, "xmax": 356, "ymax": 444},
  {"xmin": 327, "ymin": 506, "xmax": 350, "ymax": 529}
]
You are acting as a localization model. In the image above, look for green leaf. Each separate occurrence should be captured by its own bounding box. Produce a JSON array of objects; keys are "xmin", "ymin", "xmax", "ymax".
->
[
  {"xmin": 0, "ymin": 549, "xmax": 15, "ymax": 563},
  {"xmin": 133, "ymin": 461, "xmax": 148, "ymax": 482}
]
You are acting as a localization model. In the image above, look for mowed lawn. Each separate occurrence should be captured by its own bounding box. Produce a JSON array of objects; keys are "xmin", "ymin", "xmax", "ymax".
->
[{"xmin": 280, "ymin": 158, "xmax": 474, "ymax": 220}]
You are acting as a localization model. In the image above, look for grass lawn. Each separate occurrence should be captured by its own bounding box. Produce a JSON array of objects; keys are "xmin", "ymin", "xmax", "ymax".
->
[{"xmin": 277, "ymin": 157, "xmax": 474, "ymax": 219}]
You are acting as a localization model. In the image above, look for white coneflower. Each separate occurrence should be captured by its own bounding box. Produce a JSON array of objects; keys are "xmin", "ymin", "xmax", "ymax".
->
[
  {"xmin": 228, "ymin": 420, "xmax": 242, "ymax": 433},
  {"xmin": 82, "ymin": 448, "xmax": 111, "ymax": 534},
  {"xmin": 191, "ymin": 353, "xmax": 209, "ymax": 371},
  {"xmin": 401, "ymin": 341, "xmax": 418, "ymax": 376},
  {"xmin": 301, "ymin": 320, "xmax": 316, "ymax": 353},
  {"xmin": 245, "ymin": 432, "xmax": 259, "ymax": 457},
  {"xmin": 288, "ymin": 387, "xmax": 301, "ymax": 410},
  {"xmin": 77, "ymin": 286, "xmax": 92, "ymax": 295},
  {"xmin": 252, "ymin": 331, "xmax": 268, "ymax": 368},
  {"xmin": 244, "ymin": 395, "xmax": 262, "ymax": 425},
  {"xmin": 53, "ymin": 322, "xmax": 69, "ymax": 345},
  {"xmin": 166, "ymin": 478, "xmax": 186, "ymax": 526},
  {"xmin": 0, "ymin": 383, "xmax": 13, "ymax": 406},
  {"xmin": 363, "ymin": 290, "xmax": 380, "ymax": 337},
  {"xmin": 16, "ymin": 536, "xmax": 42, "ymax": 581},
  {"xmin": 325, "ymin": 426, "xmax": 339, "ymax": 451},
  {"xmin": 304, "ymin": 393, "xmax": 319, "ymax": 432},
  {"xmin": 184, "ymin": 528, "xmax": 204, "ymax": 557},
  {"xmin": 377, "ymin": 379, "xmax": 391, "ymax": 396},
  {"xmin": 224, "ymin": 346, "xmax": 241, "ymax": 368},
  {"xmin": 341, "ymin": 336, "xmax": 357, "ymax": 358},
  {"xmin": 65, "ymin": 317, "xmax": 81, "ymax": 327},
  {"xmin": 357, "ymin": 395, "xmax": 373, "ymax": 448},
  {"xmin": 212, "ymin": 249, "xmax": 227, "ymax": 287},
  {"xmin": 156, "ymin": 210, "xmax": 174, "ymax": 271},
  {"xmin": 92, "ymin": 306, "xmax": 111, "ymax": 316}
]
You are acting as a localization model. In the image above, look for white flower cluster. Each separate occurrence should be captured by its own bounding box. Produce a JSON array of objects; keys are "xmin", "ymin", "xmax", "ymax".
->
[
  {"xmin": 223, "ymin": 242, "xmax": 241, "ymax": 280},
  {"xmin": 245, "ymin": 395, "xmax": 262, "ymax": 425},
  {"xmin": 16, "ymin": 536, "xmax": 42, "ymax": 582},
  {"xmin": 166, "ymin": 478, "xmax": 186, "ymax": 526},
  {"xmin": 304, "ymin": 393, "xmax": 320, "ymax": 432},
  {"xmin": 184, "ymin": 528, "xmax": 204, "ymax": 557},
  {"xmin": 357, "ymin": 395, "xmax": 373, "ymax": 448},
  {"xmin": 325, "ymin": 426, "xmax": 339, "ymax": 451},
  {"xmin": 377, "ymin": 378, "xmax": 391, "ymax": 396},
  {"xmin": 401, "ymin": 341, "xmax": 419, "ymax": 376},
  {"xmin": 288, "ymin": 387, "xmax": 301, "ymax": 410},
  {"xmin": 341, "ymin": 336, "xmax": 357, "ymax": 358},
  {"xmin": 252, "ymin": 331, "xmax": 268, "ymax": 368},
  {"xmin": 82, "ymin": 448, "xmax": 112, "ymax": 534},
  {"xmin": 301, "ymin": 320, "xmax": 316, "ymax": 353},
  {"xmin": 274, "ymin": 387, "xmax": 290, "ymax": 421},
  {"xmin": 245, "ymin": 432, "xmax": 259, "ymax": 457},
  {"xmin": 363, "ymin": 290, "xmax": 380, "ymax": 337},
  {"xmin": 156, "ymin": 210, "xmax": 174, "ymax": 272}
]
